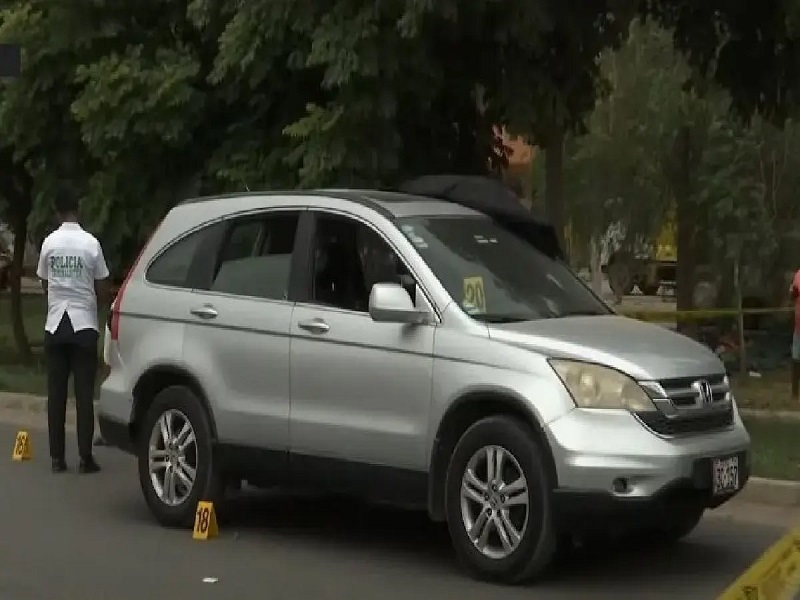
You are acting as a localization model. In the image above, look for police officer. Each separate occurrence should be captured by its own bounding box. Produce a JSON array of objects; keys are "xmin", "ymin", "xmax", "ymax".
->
[{"xmin": 36, "ymin": 190, "xmax": 110, "ymax": 473}]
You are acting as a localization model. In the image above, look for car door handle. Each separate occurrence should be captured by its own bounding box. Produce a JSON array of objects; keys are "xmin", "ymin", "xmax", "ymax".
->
[
  {"xmin": 190, "ymin": 305, "xmax": 218, "ymax": 320},
  {"xmin": 297, "ymin": 318, "xmax": 330, "ymax": 334}
]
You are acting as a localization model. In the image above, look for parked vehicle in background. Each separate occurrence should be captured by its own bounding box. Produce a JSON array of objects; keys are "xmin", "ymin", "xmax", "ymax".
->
[
  {"xmin": 602, "ymin": 219, "xmax": 677, "ymax": 298},
  {"xmin": 97, "ymin": 176, "xmax": 750, "ymax": 584}
]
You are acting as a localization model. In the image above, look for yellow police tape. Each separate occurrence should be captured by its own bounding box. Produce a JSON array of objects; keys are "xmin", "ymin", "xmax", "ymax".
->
[
  {"xmin": 717, "ymin": 527, "xmax": 800, "ymax": 599},
  {"xmin": 618, "ymin": 307, "xmax": 793, "ymax": 323}
]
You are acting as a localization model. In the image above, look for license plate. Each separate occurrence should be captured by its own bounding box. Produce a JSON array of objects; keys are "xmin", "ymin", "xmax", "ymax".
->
[{"xmin": 712, "ymin": 455, "xmax": 740, "ymax": 496}]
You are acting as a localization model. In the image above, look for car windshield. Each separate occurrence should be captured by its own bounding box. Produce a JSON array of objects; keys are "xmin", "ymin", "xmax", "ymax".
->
[{"xmin": 397, "ymin": 215, "xmax": 611, "ymax": 322}]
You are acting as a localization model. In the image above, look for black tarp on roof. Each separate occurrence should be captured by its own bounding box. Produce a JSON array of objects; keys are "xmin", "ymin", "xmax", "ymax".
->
[{"xmin": 397, "ymin": 174, "xmax": 563, "ymax": 258}]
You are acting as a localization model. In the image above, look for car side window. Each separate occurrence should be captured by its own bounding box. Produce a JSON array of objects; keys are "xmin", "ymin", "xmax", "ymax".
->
[
  {"xmin": 219, "ymin": 221, "xmax": 262, "ymax": 264},
  {"xmin": 146, "ymin": 228, "xmax": 206, "ymax": 288},
  {"xmin": 311, "ymin": 213, "xmax": 414, "ymax": 312},
  {"xmin": 211, "ymin": 211, "xmax": 300, "ymax": 300}
]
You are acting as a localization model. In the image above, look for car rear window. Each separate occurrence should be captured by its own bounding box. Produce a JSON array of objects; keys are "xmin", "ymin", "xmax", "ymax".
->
[{"xmin": 145, "ymin": 228, "xmax": 206, "ymax": 288}]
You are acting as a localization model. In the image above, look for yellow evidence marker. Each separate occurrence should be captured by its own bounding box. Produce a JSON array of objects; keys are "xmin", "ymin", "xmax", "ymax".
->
[
  {"xmin": 11, "ymin": 430, "xmax": 32, "ymax": 461},
  {"xmin": 192, "ymin": 500, "xmax": 219, "ymax": 540},
  {"xmin": 462, "ymin": 276, "xmax": 487, "ymax": 314}
]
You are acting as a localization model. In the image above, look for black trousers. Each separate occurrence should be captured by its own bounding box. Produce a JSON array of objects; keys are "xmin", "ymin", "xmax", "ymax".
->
[{"xmin": 45, "ymin": 314, "xmax": 98, "ymax": 460}]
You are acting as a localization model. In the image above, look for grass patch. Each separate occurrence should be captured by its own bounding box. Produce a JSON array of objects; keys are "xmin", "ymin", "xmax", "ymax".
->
[
  {"xmin": 731, "ymin": 368, "xmax": 796, "ymax": 412},
  {"xmin": 0, "ymin": 361, "xmax": 48, "ymax": 396},
  {"xmin": 0, "ymin": 292, "xmax": 48, "ymax": 351},
  {"xmin": 743, "ymin": 416, "xmax": 800, "ymax": 481},
  {"xmin": 0, "ymin": 294, "xmax": 106, "ymax": 397}
]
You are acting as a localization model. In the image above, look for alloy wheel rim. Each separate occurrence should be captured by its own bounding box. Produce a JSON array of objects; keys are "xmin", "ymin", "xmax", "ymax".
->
[
  {"xmin": 460, "ymin": 444, "xmax": 529, "ymax": 560},
  {"xmin": 148, "ymin": 409, "xmax": 198, "ymax": 507}
]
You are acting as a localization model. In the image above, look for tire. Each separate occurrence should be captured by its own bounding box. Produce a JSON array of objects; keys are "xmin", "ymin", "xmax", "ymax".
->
[
  {"xmin": 137, "ymin": 385, "xmax": 223, "ymax": 528},
  {"xmin": 0, "ymin": 266, "xmax": 8, "ymax": 291},
  {"xmin": 444, "ymin": 415, "xmax": 557, "ymax": 584}
]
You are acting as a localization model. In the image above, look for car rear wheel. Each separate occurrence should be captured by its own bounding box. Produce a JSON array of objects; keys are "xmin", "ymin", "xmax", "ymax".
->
[
  {"xmin": 137, "ymin": 385, "xmax": 223, "ymax": 527},
  {"xmin": 445, "ymin": 415, "xmax": 557, "ymax": 584}
]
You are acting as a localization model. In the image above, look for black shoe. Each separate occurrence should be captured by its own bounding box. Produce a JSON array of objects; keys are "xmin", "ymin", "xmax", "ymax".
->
[
  {"xmin": 51, "ymin": 458, "xmax": 67, "ymax": 473},
  {"xmin": 78, "ymin": 457, "xmax": 101, "ymax": 474}
]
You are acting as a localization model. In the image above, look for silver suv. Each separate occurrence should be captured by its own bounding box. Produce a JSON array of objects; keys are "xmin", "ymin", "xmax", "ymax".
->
[{"xmin": 98, "ymin": 179, "xmax": 750, "ymax": 584}]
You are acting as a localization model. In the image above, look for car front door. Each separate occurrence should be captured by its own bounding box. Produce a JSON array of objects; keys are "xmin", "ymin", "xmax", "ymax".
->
[
  {"xmin": 289, "ymin": 209, "xmax": 436, "ymax": 474},
  {"xmin": 182, "ymin": 208, "xmax": 306, "ymax": 454}
]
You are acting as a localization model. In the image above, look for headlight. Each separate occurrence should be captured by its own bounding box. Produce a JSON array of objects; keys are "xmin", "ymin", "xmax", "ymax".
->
[{"xmin": 549, "ymin": 359, "xmax": 656, "ymax": 412}]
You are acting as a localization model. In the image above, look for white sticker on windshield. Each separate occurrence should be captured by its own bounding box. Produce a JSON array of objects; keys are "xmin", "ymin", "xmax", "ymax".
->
[
  {"xmin": 401, "ymin": 225, "xmax": 416, "ymax": 234},
  {"xmin": 488, "ymin": 237, "xmax": 498, "ymax": 244},
  {"xmin": 462, "ymin": 302, "xmax": 481, "ymax": 314},
  {"xmin": 474, "ymin": 235, "xmax": 488, "ymax": 244},
  {"xmin": 410, "ymin": 235, "xmax": 428, "ymax": 249}
]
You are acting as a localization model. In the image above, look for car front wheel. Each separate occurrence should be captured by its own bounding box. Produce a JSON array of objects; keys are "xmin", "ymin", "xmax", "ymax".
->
[
  {"xmin": 137, "ymin": 385, "xmax": 223, "ymax": 527},
  {"xmin": 445, "ymin": 415, "xmax": 557, "ymax": 584}
]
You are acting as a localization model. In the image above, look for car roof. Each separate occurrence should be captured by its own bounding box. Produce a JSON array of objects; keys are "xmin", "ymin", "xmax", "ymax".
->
[
  {"xmin": 178, "ymin": 189, "xmax": 484, "ymax": 219},
  {"xmin": 321, "ymin": 189, "xmax": 483, "ymax": 218}
]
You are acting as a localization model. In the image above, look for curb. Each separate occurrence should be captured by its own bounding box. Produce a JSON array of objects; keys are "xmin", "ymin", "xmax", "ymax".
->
[
  {"xmin": 0, "ymin": 392, "xmax": 98, "ymax": 428},
  {"xmin": 1, "ymin": 391, "xmax": 799, "ymax": 507},
  {"xmin": 0, "ymin": 391, "xmax": 58, "ymax": 413},
  {"xmin": 736, "ymin": 477, "xmax": 800, "ymax": 507},
  {"xmin": 740, "ymin": 408, "xmax": 800, "ymax": 421}
]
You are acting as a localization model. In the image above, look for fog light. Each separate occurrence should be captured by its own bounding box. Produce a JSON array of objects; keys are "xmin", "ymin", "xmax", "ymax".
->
[{"xmin": 612, "ymin": 478, "xmax": 629, "ymax": 493}]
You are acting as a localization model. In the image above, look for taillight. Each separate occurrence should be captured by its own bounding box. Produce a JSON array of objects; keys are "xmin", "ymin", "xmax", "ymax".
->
[
  {"xmin": 110, "ymin": 222, "xmax": 162, "ymax": 341},
  {"xmin": 110, "ymin": 260, "xmax": 138, "ymax": 341}
]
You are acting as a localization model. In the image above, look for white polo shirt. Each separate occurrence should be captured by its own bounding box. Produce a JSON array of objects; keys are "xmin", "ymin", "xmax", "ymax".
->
[{"xmin": 36, "ymin": 222, "xmax": 110, "ymax": 334}]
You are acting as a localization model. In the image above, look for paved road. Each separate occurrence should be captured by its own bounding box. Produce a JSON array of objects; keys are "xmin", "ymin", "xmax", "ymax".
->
[{"xmin": 0, "ymin": 420, "xmax": 785, "ymax": 600}]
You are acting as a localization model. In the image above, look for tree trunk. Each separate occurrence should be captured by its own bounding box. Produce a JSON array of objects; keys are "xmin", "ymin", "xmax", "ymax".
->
[
  {"xmin": 544, "ymin": 127, "xmax": 565, "ymax": 247},
  {"xmin": 674, "ymin": 125, "xmax": 697, "ymax": 335},
  {"xmin": 9, "ymin": 210, "xmax": 32, "ymax": 362},
  {"xmin": 589, "ymin": 235, "xmax": 604, "ymax": 295}
]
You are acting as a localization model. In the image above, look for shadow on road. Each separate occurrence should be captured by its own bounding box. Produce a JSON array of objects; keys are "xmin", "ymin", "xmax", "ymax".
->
[{"xmin": 107, "ymin": 484, "xmax": 755, "ymax": 587}]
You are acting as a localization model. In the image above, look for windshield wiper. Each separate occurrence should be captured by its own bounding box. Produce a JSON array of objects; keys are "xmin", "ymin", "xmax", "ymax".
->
[
  {"xmin": 473, "ymin": 314, "xmax": 532, "ymax": 323},
  {"xmin": 555, "ymin": 309, "xmax": 606, "ymax": 318}
]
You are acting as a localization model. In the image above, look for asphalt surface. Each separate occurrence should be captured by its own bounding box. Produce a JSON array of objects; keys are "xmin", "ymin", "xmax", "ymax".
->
[{"xmin": 0, "ymin": 420, "xmax": 786, "ymax": 600}]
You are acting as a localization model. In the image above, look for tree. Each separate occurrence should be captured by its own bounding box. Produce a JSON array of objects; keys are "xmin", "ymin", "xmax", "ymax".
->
[
  {"xmin": 210, "ymin": 1, "xmax": 637, "ymax": 207},
  {"xmin": 0, "ymin": 0, "xmax": 90, "ymax": 360},
  {"xmin": 557, "ymin": 16, "xmax": 800, "ymax": 316}
]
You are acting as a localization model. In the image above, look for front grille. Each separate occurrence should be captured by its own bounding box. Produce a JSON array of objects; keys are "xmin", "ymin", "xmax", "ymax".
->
[
  {"xmin": 658, "ymin": 374, "xmax": 727, "ymax": 407},
  {"xmin": 637, "ymin": 372, "xmax": 734, "ymax": 436},
  {"xmin": 635, "ymin": 407, "xmax": 734, "ymax": 436}
]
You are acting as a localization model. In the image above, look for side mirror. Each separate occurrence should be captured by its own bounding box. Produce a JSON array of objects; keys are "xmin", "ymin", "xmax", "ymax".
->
[{"xmin": 369, "ymin": 283, "xmax": 431, "ymax": 324}]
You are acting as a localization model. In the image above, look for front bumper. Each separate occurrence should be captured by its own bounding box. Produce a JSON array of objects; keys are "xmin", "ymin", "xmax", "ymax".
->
[
  {"xmin": 553, "ymin": 451, "xmax": 750, "ymax": 532},
  {"xmin": 544, "ymin": 406, "xmax": 751, "ymax": 528}
]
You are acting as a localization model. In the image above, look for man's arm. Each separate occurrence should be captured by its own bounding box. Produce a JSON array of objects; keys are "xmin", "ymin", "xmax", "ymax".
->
[
  {"xmin": 36, "ymin": 239, "xmax": 48, "ymax": 295},
  {"xmin": 94, "ymin": 242, "xmax": 111, "ymax": 306},
  {"xmin": 95, "ymin": 278, "xmax": 111, "ymax": 305}
]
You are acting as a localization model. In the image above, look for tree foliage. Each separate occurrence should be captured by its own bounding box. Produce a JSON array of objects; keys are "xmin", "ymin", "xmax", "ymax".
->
[
  {"xmin": 2, "ymin": 0, "xmax": 800, "ymax": 355},
  {"xmin": 556, "ymin": 19, "xmax": 800, "ymax": 307}
]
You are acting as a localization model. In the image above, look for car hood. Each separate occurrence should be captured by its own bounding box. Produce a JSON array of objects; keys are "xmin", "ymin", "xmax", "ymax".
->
[{"xmin": 488, "ymin": 315, "xmax": 724, "ymax": 381}]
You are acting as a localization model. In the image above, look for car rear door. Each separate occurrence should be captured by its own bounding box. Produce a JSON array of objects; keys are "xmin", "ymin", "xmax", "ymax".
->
[{"xmin": 182, "ymin": 207, "xmax": 309, "ymax": 456}]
